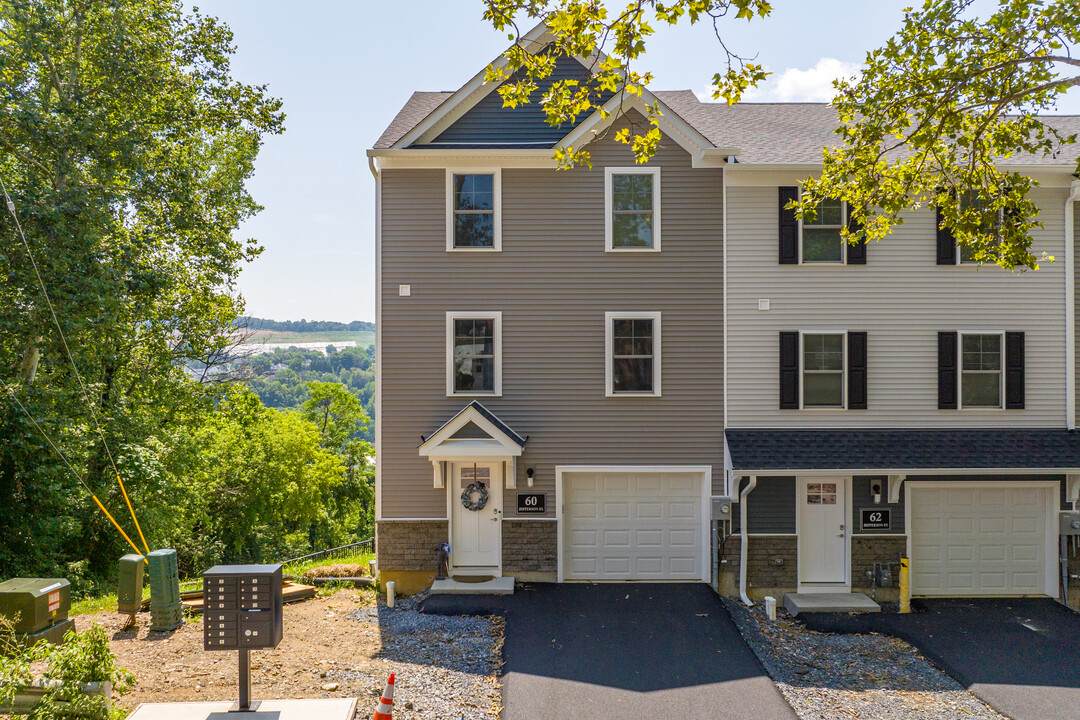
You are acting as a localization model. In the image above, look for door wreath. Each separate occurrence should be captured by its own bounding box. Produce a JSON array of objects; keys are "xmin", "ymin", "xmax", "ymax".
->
[{"xmin": 460, "ymin": 482, "xmax": 489, "ymax": 511}]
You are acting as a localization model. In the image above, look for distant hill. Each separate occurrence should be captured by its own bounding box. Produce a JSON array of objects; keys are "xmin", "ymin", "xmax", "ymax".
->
[{"xmin": 239, "ymin": 317, "xmax": 375, "ymax": 333}]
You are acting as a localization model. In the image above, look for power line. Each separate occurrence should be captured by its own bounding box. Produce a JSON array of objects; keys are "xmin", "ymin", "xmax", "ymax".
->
[
  {"xmin": 3, "ymin": 384, "xmax": 144, "ymax": 558},
  {"xmin": 1, "ymin": 176, "xmax": 151, "ymax": 554}
]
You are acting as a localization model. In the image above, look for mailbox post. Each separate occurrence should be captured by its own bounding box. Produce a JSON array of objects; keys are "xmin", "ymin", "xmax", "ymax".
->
[{"xmin": 202, "ymin": 564, "xmax": 283, "ymax": 711}]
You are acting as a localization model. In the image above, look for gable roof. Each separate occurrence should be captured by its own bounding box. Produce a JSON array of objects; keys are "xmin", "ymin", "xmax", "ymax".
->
[
  {"xmin": 419, "ymin": 400, "xmax": 527, "ymax": 455},
  {"xmin": 374, "ymin": 87, "xmax": 1080, "ymax": 168}
]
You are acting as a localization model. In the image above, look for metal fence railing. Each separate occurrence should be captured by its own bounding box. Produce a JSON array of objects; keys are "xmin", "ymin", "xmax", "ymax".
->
[{"xmin": 279, "ymin": 539, "xmax": 374, "ymax": 568}]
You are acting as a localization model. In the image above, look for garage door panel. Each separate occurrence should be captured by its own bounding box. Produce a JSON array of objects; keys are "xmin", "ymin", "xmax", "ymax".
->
[
  {"xmin": 909, "ymin": 484, "xmax": 1053, "ymax": 596},
  {"xmin": 563, "ymin": 471, "xmax": 704, "ymax": 581}
]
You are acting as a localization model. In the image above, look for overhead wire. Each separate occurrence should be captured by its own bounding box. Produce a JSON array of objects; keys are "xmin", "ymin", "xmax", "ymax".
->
[
  {"xmin": 1, "ymin": 175, "xmax": 151, "ymax": 554},
  {"xmin": 3, "ymin": 384, "xmax": 144, "ymax": 558}
]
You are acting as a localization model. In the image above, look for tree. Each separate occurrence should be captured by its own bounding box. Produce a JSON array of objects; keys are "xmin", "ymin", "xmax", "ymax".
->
[
  {"xmin": 481, "ymin": 1, "xmax": 772, "ymax": 168},
  {"xmin": 480, "ymin": 0, "xmax": 1079, "ymax": 267},
  {"xmin": 0, "ymin": 0, "xmax": 283, "ymax": 578},
  {"xmin": 801, "ymin": 0, "xmax": 1079, "ymax": 270},
  {"xmin": 301, "ymin": 381, "xmax": 368, "ymax": 452}
]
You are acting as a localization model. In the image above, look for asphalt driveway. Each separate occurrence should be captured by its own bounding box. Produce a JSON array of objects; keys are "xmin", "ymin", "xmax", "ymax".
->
[
  {"xmin": 801, "ymin": 597, "xmax": 1080, "ymax": 720},
  {"xmin": 422, "ymin": 583, "xmax": 795, "ymax": 720}
]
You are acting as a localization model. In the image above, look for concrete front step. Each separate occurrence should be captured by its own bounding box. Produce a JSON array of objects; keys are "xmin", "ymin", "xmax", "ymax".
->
[
  {"xmin": 430, "ymin": 576, "xmax": 515, "ymax": 595},
  {"xmin": 784, "ymin": 592, "xmax": 881, "ymax": 616}
]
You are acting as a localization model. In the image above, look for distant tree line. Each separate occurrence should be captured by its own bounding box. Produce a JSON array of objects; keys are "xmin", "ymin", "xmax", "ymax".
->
[
  {"xmin": 245, "ymin": 345, "xmax": 375, "ymax": 443},
  {"xmin": 239, "ymin": 316, "xmax": 375, "ymax": 333}
]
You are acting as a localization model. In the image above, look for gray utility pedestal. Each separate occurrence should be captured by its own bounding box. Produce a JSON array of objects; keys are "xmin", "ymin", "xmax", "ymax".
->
[
  {"xmin": 784, "ymin": 592, "xmax": 881, "ymax": 616},
  {"xmin": 126, "ymin": 699, "xmax": 357, "ymax": 720}
]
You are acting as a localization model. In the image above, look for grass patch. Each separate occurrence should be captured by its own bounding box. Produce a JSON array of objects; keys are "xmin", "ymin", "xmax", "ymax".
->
[
  {"xmin": 246, "ymin": 330, "xmax": 375, "ymax": 346},
  {"xmin": 68, "ymin": 550, "xmax": 374, "ymax": 616},
  {"xmin": 283, "ymin": 550, "xmax": 374, "ymax": 579}
]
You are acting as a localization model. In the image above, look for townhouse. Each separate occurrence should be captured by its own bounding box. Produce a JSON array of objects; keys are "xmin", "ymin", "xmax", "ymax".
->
[{"xmin": 367, "ymin": 24, "xmax": 1080, "ymax": 605}]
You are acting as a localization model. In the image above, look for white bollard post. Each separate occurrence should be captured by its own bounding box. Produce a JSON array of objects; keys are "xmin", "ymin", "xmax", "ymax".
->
[
  {"xmin": 386, "ymin": 580, "xmax": 396, "ymax": 609},
  {"xmin": 764, "ymin": 595, "xmax": 777, "ymax": 621},
  {"xmin": 369, "ymin": 559, "xmax": 377, "ymax": 579}
]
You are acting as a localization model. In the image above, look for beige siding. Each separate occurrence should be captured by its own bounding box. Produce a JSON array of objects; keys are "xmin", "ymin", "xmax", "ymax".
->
[
  {"xmin": 1075, "ymin": 201, "xmax": 1080, "ymax": 423},
  {"xmin": 380, "ymin": 128, "xmax": 725, "ymax": 519},
  {"xmin": 727, "ymin": 181, "xmax": 1069, "ymax": 428}
]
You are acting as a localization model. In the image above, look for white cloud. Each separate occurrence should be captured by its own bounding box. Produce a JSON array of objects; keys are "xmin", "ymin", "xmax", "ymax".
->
[{"xmin": 696, "ymin": 58, "xmax": 861, "ymax": 103}]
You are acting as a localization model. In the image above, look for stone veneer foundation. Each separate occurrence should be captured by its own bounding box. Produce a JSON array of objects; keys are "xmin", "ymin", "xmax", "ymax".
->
[{"xmin": 502, "ymin": 520, "xmax": 557, "ymax": 580}]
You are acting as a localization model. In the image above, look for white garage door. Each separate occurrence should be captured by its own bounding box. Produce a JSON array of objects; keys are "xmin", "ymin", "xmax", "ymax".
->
[
  {"xmin": 908, "ymin": 483, "xmax": 1056, "ymax": 596},
  {"xmin": 561, "ymin": 469, "xmax": 707, "ymax": 581}
]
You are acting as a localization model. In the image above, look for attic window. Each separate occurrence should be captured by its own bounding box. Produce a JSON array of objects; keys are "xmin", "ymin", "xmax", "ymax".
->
[{"xmin": 447, "ymin": 170, "xmax": 501, "ymax": 251}]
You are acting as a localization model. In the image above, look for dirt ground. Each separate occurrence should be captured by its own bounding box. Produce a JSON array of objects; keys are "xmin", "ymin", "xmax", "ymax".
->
[{"xmin": 73, "ymin": 588, "xmax": 501, "ymax": 719}]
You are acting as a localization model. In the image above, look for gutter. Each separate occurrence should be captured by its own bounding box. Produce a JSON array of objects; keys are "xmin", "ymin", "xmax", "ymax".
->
[
  {"xmin": 1066, "ymin": 179, "xmax": 1080, "ymax": 430},
  {"xmin": 738, "ymin": 475, "xmax": 757, "ymax": 607}
]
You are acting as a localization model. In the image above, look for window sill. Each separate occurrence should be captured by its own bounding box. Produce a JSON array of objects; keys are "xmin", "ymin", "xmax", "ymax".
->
[
  {"xmin": 447, "ymin": 392, "xmax": 503, "ymax": 398},
  {"xmin": 447, "ymin": 247, "xmax": 501, "ymax": 253},
  {"xmin": 606, "ymin": 247, "xmax": 661, "ymax": 253},
  {"xmin": 606, "ymin": 392, "xmax": 662, "ymax": 398}
]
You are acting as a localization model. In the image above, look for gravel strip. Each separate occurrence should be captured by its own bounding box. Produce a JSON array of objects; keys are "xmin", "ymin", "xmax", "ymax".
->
[
  {"xmin": 342, "ymin": 591, "xmax": 503, "ymax": 720},
  {"xmin": 721, "ymin": 597, "xmax": 1005, "ymax": 720}
]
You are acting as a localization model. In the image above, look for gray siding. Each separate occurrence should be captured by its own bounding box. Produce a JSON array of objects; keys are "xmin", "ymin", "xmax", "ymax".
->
[
  {"xmin": 380, "ymin": 118, "xmax": 725, "ymax": 519},
  {"xmin": 726, "ymin": 181, "xmax": 1070, "ymax": 428},
  {"xmin": 732, "ymin": 477, "xmax": 796, "ymax": 534},
  {"xmin": 425, "ymin": 55, "xmax": 606, "ymax": 148}
]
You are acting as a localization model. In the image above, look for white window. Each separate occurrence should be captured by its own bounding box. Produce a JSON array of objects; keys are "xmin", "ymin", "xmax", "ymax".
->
[
  {"xmin": 957, "ymin": 191, "xmax": 1002, "ymax": 264},
  {"xmin": 446, "ymin": 311, "xmax": 502, "ymax": 396},
  {"xmin": 446, "ymin": 170, "xmax": 501, "ymax": 251},
  {"xmin": 800, "ymin": 196, "xmax": 847, "ymax": 264},
  {"xmin": 605, "ymin": 167, "xmax": 661, "ymax": 251},
  {"xmin": 960, "ymin": 332, "xmax": 1003, "ymax": 408},
  {"xmin": 802, "ymin": 333, "xmax": 845, "ymax": 408},
  {"xmin": 605, "ymin": 312, "xmax": 661, "ymax": 396}
]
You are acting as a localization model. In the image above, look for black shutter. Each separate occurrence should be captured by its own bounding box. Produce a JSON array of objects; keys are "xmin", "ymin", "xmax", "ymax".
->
[
  {"xmin": 936, "ymin": 207, "xmax": 956, "ymax": 265},
  {"xmin": 779, "ymin": 187, "xmax": 799, "ymax": 264},
  {"xmin": 938, "ymin": 331, "xmax": 958, "ymax": 409},
  {"xmin": 779, "ymin": 331, "xmax": 800, "ymax": 409},
  {"xmin": 1005, "ymin": 331, "xmax": 1025, "ymax": 409},
  {"xmin": 847, "ymin": 331, "xmax": 868, "ymax": 409},
  {"xmin": 846, "ymin": 207, "xmax": 867, "ymax": 264}
]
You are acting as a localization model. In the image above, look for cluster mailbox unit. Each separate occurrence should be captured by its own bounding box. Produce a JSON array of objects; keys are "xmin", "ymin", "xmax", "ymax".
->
[{"xmin": 203, "ymin": 564, "xmax": 283, "ymax": 711}]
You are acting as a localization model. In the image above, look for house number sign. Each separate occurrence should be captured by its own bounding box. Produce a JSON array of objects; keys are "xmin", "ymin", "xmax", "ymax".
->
[
  {"xmin": 860, "ymin": 508, "xmax": 891, "ymax": 530},
  {"xmin": 517, "ymin": 493, "xmax": 546, "ymax": 514}
]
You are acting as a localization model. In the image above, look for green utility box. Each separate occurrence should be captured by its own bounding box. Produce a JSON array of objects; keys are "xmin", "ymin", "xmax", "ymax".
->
[
  {"xmin": 117, "ymin": 554, "xmax": 145, "ymax": 616},
  {"xmin": 0, "ymin": 578, "xmax": 71, "ymax": 634},
  {"xmin": 147, "ymin": 549, "xmax": 183, "ymax": 632}
]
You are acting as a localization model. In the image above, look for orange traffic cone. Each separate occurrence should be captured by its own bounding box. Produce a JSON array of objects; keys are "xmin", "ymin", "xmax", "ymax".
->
[{"xmin": 373, "ymin": 673, "xmax": 394, "ymax": 719}]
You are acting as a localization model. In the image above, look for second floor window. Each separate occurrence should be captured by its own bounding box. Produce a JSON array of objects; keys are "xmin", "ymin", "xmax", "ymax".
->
[
  {"xmin": 606, "ymin": 167, "xmax": 661, "ymax": 251},
  {"xmin": 447, "ymin": 312, "xmax": 502, "ymax": 396},
  {"xmin": 803, "ymin": 333, "xmax": 845, "ymax": 407},
  {"xmin": 606, "ymin": 312, "xmax": 662, "ymax": 396},
  {"xmin": 960, "ymin": 333, "xmax": 1002, "ymax": 407},
  {"xmin": 958, "ymin": 191, "xmax": 1002, "ymax": 264},
  {"xmin": 447, "ymin": 171, "xmax": 500, "ymax": 251}
]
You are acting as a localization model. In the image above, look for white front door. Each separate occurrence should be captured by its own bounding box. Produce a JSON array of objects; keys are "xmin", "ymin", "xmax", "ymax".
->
[
  {"xmin": 798, "ymin": 477, "xmax": 848, "ymax": 585},
  {"xmin": 450, "ymin": 461, "xmax": 503, "ymax": 573}
]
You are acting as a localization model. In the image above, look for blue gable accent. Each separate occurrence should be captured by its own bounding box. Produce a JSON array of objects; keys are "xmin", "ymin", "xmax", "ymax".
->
[{"xmin": 420, "ymin": 54, "xmax": 608, "ymax": 149}]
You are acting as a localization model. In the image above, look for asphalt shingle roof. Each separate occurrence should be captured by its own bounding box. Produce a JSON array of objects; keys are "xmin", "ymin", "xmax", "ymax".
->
[
  {"xmin": 375, "ymin": 87, "xmax": 1080, "ymax": 166},
  {"xmin": 725, "ymin": 428, "xmax": 1080, "ymax": 471}
]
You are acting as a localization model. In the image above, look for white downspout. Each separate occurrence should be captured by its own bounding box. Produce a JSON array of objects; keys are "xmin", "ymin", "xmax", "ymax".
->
[
  {"xmin": 739, "ymin": 475, "xmax": 757, "ymax": 606},
  {"xmin": 1066, "ymin": 180, "xmax": 1080, "ymax": 430}
]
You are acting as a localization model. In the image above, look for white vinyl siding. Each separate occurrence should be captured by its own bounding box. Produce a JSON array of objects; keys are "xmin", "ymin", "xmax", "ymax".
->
[{"xmin": 725, "ymin": 182, "xmax": 1067, "ymax": 428}]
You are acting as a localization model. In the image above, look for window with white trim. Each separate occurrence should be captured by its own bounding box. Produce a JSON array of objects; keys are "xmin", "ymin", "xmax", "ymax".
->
[
  {"xmin": 802, "ymin": 333, "xmax": 845, "ymax": 407},
  {"xmin": 446, "ymin": 312, "xmax": 502, "ymax": 396},
  {"xmin": 446, "ymin": 170, "xmax": 500, "ymax": 251},
  {"xmin": 801, "ymin": 197, "xmax": 846, "ymax": 263},
  {"xmin": 605, "ymin": 312, "xmax": 661, "ymax": 396},
  {"xmin": 605, "ymin": 167, "xmax": 661, "ymax": 251},
  {"xmin": 960, "ymin": 332, "xmax": 1003, "ymax": 407}
]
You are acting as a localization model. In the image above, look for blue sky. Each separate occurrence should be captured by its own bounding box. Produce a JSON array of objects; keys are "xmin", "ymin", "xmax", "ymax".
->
[{"xmin": 192, "ymin": 0, "xmax": 1080, "ymax": 323}]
